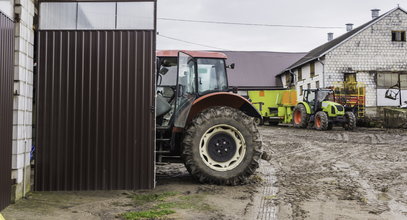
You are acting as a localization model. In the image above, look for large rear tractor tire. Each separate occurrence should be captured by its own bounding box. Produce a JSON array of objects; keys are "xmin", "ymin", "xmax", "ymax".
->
[
  {"xmin": 293, "ymin": 104, "xmax": 309, "ymax": 128},
  {"xmin": 343, "ymin": 111, "xmax": 356, "ymax": 131},
  {"xmin": 182, "ymin": 106, "xmax": 262, "ymax": 185},
  {"xmin": 314, "ymin": 111, "xmax": 329, "ymax": 131}
]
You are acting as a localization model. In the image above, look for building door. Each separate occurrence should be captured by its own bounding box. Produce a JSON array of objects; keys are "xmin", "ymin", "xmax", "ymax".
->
[
  {"xmin": 35, "ymin": 1, "xmax": 156, "ymax": 190},
  {"xmin": 0, "ymin": 11, "xmax": 14, "ymax": 211}
]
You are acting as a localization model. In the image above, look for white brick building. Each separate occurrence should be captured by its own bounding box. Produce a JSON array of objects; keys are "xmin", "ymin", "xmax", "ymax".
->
[
  {"xmin": 278, "ymin": 7, "xmax": 407, "ymax": 117},
  {"xmin": 0, "ymin": 0, "xmax": 35, "ymax": 201}
]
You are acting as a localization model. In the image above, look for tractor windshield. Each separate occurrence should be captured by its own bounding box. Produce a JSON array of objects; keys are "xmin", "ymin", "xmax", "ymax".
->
[
  {"xmin": 197, "ymin": 58, "xmax": 228, "ymax": 95},
  {"xmin": 317, "ymin": 90, "xmax": 334, "ymax": 102}
]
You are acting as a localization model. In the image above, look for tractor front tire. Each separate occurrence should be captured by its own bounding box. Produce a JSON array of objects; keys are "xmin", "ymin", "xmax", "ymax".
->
[
  {"xmin": 182, "ymin": 106, "xmax": 262, "ymax": 185},
  {"xmin": 343, "ymin": 111, "xmax": 356, "ymax": 131},
  {"xmin": 314, "ymin": 111, "xmax": 329, "ymax": 130},
  {"xmin": 293, "ymin": 104, "xmax": 309, "ymax": 128}
]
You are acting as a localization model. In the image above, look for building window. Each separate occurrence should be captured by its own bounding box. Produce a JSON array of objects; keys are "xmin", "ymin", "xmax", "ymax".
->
[
  {"xmin": 316, "ymin": 81, "xmax": 320, "ymax": 89},
  {"xmin": 299, "ymin": 86, "xmax": 303, "ymax": 95},
  {"xmin": 344, "ymin": 73, "xmax": 357, "ymax": 82},
  {"xmin": 307, "ymin": 83, "xmax": 311, "ymax": 90},
  {"xmin": 297, "ymin": 68, "xmax": 302, "ymax": 81},
  {"xmin": 39, "ymin": 2, "xmax": 155, "ymax": 30},
  {"xmin": 377, "ymin": 72, "xmax": 407, "ymax": 89},
  {"xmin": 285, "ymin": 73, "xmax": 291, "ymax": 85},
  {"xmin": 310, "ymin": 62, "xmax": 315, "ymax": 78},
  {"xmin": 392, "ymin": 31, "xmax": 406, "ymax": 42},
  {"xmin": 377, "ymin": 72, "xmax": 399, "ymax": 89}
]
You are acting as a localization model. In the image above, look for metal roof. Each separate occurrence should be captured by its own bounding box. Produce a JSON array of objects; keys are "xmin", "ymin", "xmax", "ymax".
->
[
  {"xmin": 281, "ymin": 7, "xmax": 407, "ymax": 74},
  {"xmin": 222, "ymin": 51, "xmax": 306, "ymax": 87},
  {"xmin": 157, "ymin": 50, "xmax": 228, "ymax": 59}
]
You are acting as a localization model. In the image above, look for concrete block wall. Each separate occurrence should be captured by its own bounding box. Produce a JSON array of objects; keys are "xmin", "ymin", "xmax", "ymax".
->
[
  {"xmin": 295, "ymin": 62, "xmax": 324, "ymax": 100},
  {"xmin": 11, "ymin": 0, "xmax": 35, "ymax": 201},
  {"xmin": 324, "ymin": 8, "xmax": 407, "ymax": 109}
]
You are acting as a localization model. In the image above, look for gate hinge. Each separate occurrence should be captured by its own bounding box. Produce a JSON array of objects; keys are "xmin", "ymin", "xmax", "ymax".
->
[{"xmin": 150, "ymin": 106, "xmax": 155, "ymax": 113}]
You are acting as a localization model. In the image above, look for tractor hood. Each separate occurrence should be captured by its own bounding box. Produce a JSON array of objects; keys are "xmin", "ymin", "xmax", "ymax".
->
[{"xmin": 321, "ymin": 101, "xmax": 345, "ymax": 117}]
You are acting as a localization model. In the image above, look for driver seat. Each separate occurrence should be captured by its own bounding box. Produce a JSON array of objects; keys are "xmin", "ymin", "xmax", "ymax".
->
[{"xmin": 156, "ymin": 95, "xmax": 172, "ymax": 118}]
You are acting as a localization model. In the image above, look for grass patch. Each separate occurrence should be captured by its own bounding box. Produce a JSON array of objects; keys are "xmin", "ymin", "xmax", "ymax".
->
[
  {"xmin": 121, "ymin": 191, "xmax": 214, "ymax": 219},
  {"xmin": 121, "ymin": 209, "xmax": 175, "ymax": 220},
  {"xmin": 130, "ymin": 192, "xmax": 178, "ymax": 205},
  {"xmin": 153, "ymin": 194, "xmax": 213, "ymax": 212}
]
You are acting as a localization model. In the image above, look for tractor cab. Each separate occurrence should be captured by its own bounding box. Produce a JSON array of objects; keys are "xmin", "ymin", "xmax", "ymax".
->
[
  {"xmin": 302, "ymin": 89, "xmax": 336, "ymax": 114},
  {"xmin": 156, "ymin": 50, "xmax": 230, "ymax": 127},
  {"xmin": 154, "ymin": 50, "xmax": 263, "ymax": 185},
  {"xmin": 294, "ymin": 88, "xmax": 356, "ymax": 130}
]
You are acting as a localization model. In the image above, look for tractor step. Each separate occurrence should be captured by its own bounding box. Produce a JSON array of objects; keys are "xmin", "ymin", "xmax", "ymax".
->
[
  {"xmin": 156, "ymin": 138, "xmax": 170, "ymax": 142},
  {"xmin": 156, "ymin": 126, "xmax": 170, "ymax": 131},
  {"xmin": 155, "ymin": 150, "xmax": 171, "ymax": 154}
]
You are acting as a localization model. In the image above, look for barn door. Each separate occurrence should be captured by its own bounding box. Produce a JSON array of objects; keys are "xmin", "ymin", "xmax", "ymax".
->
[
  {"xmin": 35, "ymin": 1, "xmax": 156, "ymax": 190},
  {"xmin": 0, "ymin": 11, "xmax": 14, "ymax": 211}
]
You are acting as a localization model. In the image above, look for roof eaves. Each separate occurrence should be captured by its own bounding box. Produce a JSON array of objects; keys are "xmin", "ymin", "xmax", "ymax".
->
[
  {"xmin": 283, "ymin": 7, "xmax": 405, "ymax": 73},
  {"xmin": 319, "ymin": 7, "xmax": 401, "ymax": 57}
]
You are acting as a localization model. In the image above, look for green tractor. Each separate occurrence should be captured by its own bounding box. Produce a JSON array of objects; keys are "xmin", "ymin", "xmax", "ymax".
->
[{"xmin": 293, "ymin": 89, "xmax": 356, "ymax": 130}]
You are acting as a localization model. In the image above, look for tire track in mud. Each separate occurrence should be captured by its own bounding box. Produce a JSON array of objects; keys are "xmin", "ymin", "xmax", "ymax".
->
[{"xmin": 256, "ymin": 161, "xmax": 278, "ymax": 220}]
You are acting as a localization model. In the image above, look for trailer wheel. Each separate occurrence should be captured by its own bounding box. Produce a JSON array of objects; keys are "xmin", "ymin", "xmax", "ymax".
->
[
  {"xmin": 182, "ymin": 106, "xmax": 262, "ymax": 185},
  {"xmin": 314, "ymin": 111, "xmax": 329, "ymax": 130},
  {"xmin": 293, "ymin": 104, "xmax": 309, "ymax": 128},
  {"xmin": 343, "ymin": 111, "xmax": 356, "ymax": 131}
]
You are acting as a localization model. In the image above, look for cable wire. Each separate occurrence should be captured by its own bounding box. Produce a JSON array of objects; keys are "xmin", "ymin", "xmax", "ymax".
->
[
  {"xmin": 158, "ymin": 34, "xmax": 229, "ymax": 50},
  {"xmin": 158, "ymin": 17, "xmax": 344, "ymax": 29}
]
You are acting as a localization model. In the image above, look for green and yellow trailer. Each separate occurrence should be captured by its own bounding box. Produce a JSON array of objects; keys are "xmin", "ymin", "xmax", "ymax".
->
[{"xmin": 248, "ymin": 89, "xmax": 297, "ymax": 125}]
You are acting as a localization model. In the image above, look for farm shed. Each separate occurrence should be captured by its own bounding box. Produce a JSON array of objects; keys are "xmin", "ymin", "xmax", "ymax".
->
[{"xmin": 35, "ymin": 0, "xmax": 157, "ymax": 191}]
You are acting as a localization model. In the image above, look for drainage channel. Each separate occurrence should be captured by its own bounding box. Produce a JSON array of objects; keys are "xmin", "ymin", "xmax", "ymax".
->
[{"xmin": 256, "ymin": 160, "xmax": 278, "ymax": 220}]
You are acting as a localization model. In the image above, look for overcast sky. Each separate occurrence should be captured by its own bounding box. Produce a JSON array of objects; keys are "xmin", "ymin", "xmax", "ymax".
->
[{"xmin": 157, "ymin": 0, "xmax": 404, "ymax": 52}]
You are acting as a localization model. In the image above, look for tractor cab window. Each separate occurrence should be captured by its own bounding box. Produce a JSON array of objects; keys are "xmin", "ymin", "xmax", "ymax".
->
[
  {"xmin": 158, "ymin": 57, "xmax": 178, "ymax": 86},
  {"xmin": 317, "ymin": 90, "xmax": 334, "ymax": 102},
  {"xmin": 197, "ymin": 58, "xmax": 228, "ymax": 95},
  {"xmin": 304, "ymin": 90, "xmax": 315, "ymax": 102}
]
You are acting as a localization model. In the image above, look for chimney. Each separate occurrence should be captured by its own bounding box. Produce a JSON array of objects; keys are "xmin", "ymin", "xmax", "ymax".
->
[
  {"xmin": 346, "ymin": 23, "xmax": 353, "ymax": 32},
  {"xmin": 327, "ymin": 32, "xmax": 334, "ymax": 41},
  {"xmin": 371, "ymin": 9, "xmax": 380, "ymax": 19}
]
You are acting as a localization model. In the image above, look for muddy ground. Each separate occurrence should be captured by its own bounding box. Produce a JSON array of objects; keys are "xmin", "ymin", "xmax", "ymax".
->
[
  {"xmin": 262, "ymin": 126, "xmax": 407, "ymax": 219},
  {"xmin": 2, "ymin": 126, "xmax": 407, "ymax": 219}
]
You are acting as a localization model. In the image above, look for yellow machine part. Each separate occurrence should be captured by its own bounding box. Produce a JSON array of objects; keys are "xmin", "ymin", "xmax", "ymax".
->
[
  {"xmin": 248, "ymin": 89, "xmax": 297, "ymax": 123},
  {"xmin": 332, "ymin": 82, "xmax": 366, "ymax": 118}
]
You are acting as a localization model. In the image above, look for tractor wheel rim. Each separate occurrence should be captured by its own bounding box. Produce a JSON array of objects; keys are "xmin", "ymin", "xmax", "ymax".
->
[
  {"xmin": 294, "ymin": 110, "xmax": 301, "ymax": 124},
  {"xmin": 315, "ymin": 116, "xmax": 321, "ymax": 128},
  {"xmin": 199, "ymin": 124, "xmax": 246, "ymax": 172}
]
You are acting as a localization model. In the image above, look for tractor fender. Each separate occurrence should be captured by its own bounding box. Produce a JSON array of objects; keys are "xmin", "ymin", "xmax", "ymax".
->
[
  {"xmin": 297, "ymin": 101, "xmax": 312, "ymax": 114},
  {"xmin": 187, "ymin": 92, "xmax": 262, "ymax": 123}
]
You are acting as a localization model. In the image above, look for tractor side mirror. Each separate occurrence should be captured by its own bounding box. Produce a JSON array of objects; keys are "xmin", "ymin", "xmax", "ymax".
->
[{"xmin": 227, "ymin": 63, "xmax": 235, "ymax": 69}]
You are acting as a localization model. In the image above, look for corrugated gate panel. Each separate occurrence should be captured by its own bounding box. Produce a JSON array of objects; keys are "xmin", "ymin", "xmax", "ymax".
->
[
  {"xmin": 35, "ymin": 30, "xmax": 155, "ymax": 190},
  {"xmin": 0, "ymin": 12, "xmax": 14, "ymax": 211}
]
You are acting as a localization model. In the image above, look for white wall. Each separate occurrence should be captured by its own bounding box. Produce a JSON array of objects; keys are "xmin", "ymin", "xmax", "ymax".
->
[
  {"xmin": 324, "ymin": 8, "xmax": 407, "ymax": 107},
  {"xmin": 0, "ymin": 0, "xmax": 14, "ymax": 18},
  {"xmin": 377, "ymin": 89, "xmax": 407, "ymax": 106},
  {"xmin": 12, "ymin": 0, "xmax": 35, "ymax": 200},
  {"xmin": 295, "ymin": 62, "xmax": 324, "ymax": 100}
]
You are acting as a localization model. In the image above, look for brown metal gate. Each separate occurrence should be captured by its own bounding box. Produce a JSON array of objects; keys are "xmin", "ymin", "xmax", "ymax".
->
[
  {"xmin": 0, "ymin": 11, "xmax": 14, "ymax": 210},
  {"xmin": 35, "ymin": 30, "xmax": 156, "ymax": 190}
]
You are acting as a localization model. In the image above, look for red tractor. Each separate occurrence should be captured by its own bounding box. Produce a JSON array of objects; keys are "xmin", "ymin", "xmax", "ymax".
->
[{"xmin": 156, "ymin": 50, "xmax": 263, "ymax": 185}]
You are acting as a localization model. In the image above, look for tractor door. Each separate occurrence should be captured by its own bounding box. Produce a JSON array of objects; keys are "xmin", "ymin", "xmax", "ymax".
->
[{"xmin": 173, "ymin": 52, "xmax": 198, "ymax": 128}]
